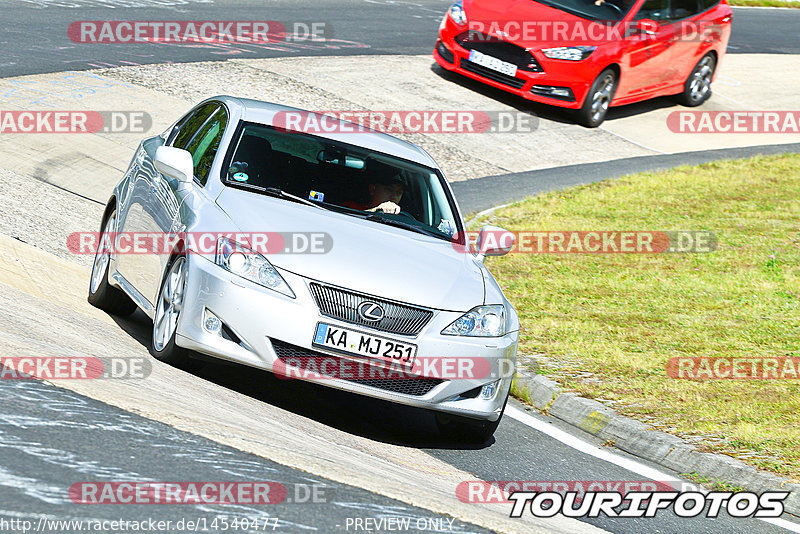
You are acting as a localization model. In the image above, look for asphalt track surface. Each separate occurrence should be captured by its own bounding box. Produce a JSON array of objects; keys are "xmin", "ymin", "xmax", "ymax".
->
[
  {"xmin": 455, "ymin": 142, "xmax": 800, "ymax": 214},
  {"xmin": 0, "ymin": 378, "xmax": 492, "ymax": 534},
  {"xmin": 0, "ymin": 0, "xmax": 798, "ymax": 78},
  {"xmin": 1, "ymin": 1, "xmax": 800, "ymax": 534}
]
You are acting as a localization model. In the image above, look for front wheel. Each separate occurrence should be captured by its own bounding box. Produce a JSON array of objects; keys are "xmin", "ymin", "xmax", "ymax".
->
[
  {"xmin": 435, "ymin": 393, "xmax": 509, "ymax": 443},
  {"xmin": 151, "ymin": 256, "xmax": 192, "ymax": 366},
  {"xmin": 576, "ymin": 68, "xmax": 617, "ymax": 128},
  {"xmin": 87, "ymin": 209, "xmax": 137, "ymax": 316},
  {"xmin": 677, "ymin": 53, "xmax": 716, "ymax": 107}
]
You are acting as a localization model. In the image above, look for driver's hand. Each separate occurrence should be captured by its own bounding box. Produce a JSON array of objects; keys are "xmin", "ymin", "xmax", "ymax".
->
[
  {"xmin": 594, "ymin": 0, "xmax": 605, "ymax": 4},
  {"xmin": 370, "ymin": 202, "xmax": 401, "ymax": 215}
]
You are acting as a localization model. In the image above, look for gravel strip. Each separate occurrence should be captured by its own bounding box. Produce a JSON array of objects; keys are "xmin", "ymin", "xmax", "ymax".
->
[
  {"xmin": 94, "ymin": 60, "xmax": 506, "ymax": 182},
  {"xmin": 0, "ymin": 168, "xmax": 103, "ymax": 268}
]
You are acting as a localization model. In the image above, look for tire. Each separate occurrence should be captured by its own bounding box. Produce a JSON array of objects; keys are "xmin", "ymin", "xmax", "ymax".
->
[
  {"xmin": 150, "ymin": 255, "xmax": 192, "ymax": 366},
  {"xmin": 576, "ymin": 68, "xmax": 617, "ymax": 128},
  {"xmin": 435, "ymin": 393, "xmax": 509, "ymax": 444},
  {"xmin": 677, "ymin": 53, "xmax": 716, "ymax": 107},
  {"xmin": 87, "ymin": 209, "xmax": 137, "ymax": 316}
]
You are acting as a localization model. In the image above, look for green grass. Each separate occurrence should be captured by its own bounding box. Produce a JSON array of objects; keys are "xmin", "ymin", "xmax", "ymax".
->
[
  {"xmin": 480, "ymin": 154, "xmax": 800, "ymax": 479},
  {"xmin": 682, "ymin": 472, "xmax": 746, "ymax": 492},
  {"xmin": 729, "ymin": 0, "xmax": 800, "ymax": 7}
]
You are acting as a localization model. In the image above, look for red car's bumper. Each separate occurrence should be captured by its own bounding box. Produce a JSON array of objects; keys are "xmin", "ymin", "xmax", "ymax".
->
[{"xmin": 434, "ymin": 23, "xmax": 595, "ymax": 110}]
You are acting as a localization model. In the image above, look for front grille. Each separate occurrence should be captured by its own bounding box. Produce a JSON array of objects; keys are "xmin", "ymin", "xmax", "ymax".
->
[
  {"xmin": 271, "ymin": 339, "xmax": 444, "ymax": 397},
  {"xmin": 455, "ymin": 31, "xmax": 543, "ymax": 72},
  {"xmin": 460, "ymin": 59, "xmax": 526, "ymax": 89},
  {"xmin": 309, "ymin": 283, "xmax": 433, "ymax": 336}
]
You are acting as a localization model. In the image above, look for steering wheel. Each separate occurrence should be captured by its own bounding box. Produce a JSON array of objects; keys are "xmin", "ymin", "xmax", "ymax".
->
[
  {"xmin": 603, "ymin": 1, "xmax": 623, "ymax": 14},
  {"xmin": 397, "ymin": 210, "xmax": 418, "ymax": 221}
]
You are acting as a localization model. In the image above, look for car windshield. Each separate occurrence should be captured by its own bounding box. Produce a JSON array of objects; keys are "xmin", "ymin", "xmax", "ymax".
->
[
  {"xmin": 222, "ymin": 122, "xmax": 462, "ymax": 242},
  {"xmin": 534, "ymin": 0, "xmax": 637, "ymax": 22}
]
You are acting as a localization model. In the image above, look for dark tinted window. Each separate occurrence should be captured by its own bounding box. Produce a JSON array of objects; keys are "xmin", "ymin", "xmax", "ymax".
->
[
  {"xmin": 186, "ymin": 108, "xmax": 228, "ymax": 185},
  {"xmin": 634, "ymin": 0, "xmax": 670, "ymax": 20},
  {"xmin": 172, "ymin": 103, "xmax": 217, "ymax": 150},
  {"xmin": 670, "ymin": 0, "xmax": 701, "ymax": 19},
  {"xmin": 700, "ymin": 0, "xmax": 720, "ymax": 10}
]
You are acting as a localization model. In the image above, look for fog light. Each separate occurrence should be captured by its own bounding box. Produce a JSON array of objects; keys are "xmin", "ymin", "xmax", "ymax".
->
[
  {"xmin": 437, "ymin": 40, "xmax": 455, "ymax": 63},
  {"xmin": 480, "ymin": 380, "xmax": 500, "ymax": 400},
  {"xmin": 531, "ymin": 85, "xmax": 575, "ymax": 102},
  {"xmin": 203, "ymin": 309, "xmax": 222, "ymax": 335}
]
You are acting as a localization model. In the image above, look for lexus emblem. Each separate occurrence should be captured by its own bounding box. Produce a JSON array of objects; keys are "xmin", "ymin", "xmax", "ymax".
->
[{"xmin": 358, "ymin": 301, "xmax": 385, "ymax": 322}]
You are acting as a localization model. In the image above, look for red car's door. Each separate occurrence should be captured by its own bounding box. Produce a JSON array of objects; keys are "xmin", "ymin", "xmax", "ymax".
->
[
  {"xmin": 618, "ymin": 0, "xmax": 679, "ymax": 98},
  {"xmin": 669, "ymin": 0, "xmax": 730, "ymax": 81}
]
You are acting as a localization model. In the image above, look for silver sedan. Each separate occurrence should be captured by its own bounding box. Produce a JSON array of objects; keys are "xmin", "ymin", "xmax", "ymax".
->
[{"xmin": 88, "ymin": 96, "xmax": 519, "ymax": 442}]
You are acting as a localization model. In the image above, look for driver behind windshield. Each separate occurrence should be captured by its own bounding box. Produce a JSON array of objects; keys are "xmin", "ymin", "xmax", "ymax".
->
[
  {"xmin": 594, "ymin": 0, "xmax": 635, "ymax": 10},
  {"xmin": 342, "ymin": 173, "xmax": 405, "ymax": 214}
]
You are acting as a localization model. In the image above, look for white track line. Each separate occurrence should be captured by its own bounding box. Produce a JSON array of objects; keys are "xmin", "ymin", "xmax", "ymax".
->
[{"xmin": 506, "ymin": 405, "xmax": 800, "ymax": 532}]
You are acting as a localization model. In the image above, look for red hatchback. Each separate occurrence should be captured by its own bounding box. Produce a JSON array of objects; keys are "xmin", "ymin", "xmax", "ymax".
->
[{"xmin": 434, "ymin": 0, "xmax": 732, "ymax": 127}]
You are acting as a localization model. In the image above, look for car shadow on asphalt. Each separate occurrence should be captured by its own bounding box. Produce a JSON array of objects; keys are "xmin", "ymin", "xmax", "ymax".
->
[
  {"xmin": 430, "ymin": 62, "xmax": 682, "ymax": 126},
  {"xmin": 109, "ymin": 311, "xmax": 495, "ymax": 452}
]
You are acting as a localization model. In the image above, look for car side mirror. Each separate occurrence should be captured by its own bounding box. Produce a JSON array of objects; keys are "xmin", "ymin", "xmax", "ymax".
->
[
  {"xmin": 636, "ymin": 18, "xmax": 660, "ymax": 36},
  {"xmin": 475, "ymin": 225, "xmax": 515, "ymax": 261},
  {"xmin": 154, "ymin": 146, "xmax": 194, "ymax": 184}
]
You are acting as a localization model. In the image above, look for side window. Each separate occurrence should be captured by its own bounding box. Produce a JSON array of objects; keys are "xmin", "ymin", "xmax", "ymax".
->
[
  {"xmin": 701, "ymin": 0, "xmax": 720, "ymax": 10},
  {"xmin": 670, "ymin": 0, "xmax": 701, "ymax": 19},
  {"xmin": 171, "ymin": 103, "xmax": 217, "ymax": 150},
  {"xmin": 634, "ymin": 0, "xmax": 670, "ymax": 20},
  {"xmin": 186, "ymin": 108, "xmax": 228, "ymax": 186}
]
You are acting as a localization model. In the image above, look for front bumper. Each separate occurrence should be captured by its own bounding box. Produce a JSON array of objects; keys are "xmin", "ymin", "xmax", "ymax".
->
[
  {"xmin": 434, "ymin": 23, "xmax": 593, "ymax": 110},
  {"xmin": 175, "ymin": 255, "xmax": 518, "ymax": 422}
]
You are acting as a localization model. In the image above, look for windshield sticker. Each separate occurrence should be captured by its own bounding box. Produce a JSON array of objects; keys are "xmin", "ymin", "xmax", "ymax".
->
[
  {"xmin": 309, "ymin": 190, "xmax": 325, "ymax": 202},
  {"xmin": 232, "ymin": 172, "xmax": 249, "ymax": 182}
]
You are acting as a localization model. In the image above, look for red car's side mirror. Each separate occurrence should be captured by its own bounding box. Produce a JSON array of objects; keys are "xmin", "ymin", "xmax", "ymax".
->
[{"xmin": 636, "ymin": 18, "xmax": 661, "ymax": 36}]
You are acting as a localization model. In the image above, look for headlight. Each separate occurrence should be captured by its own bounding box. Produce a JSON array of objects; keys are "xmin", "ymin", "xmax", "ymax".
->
[
  {"xmin": 448, "ymin": 0, "xmax": 468, "ymax": 26},
  {"xmin": 442, "ymin": 305, "xmax": 507, "ymax": 337},
  {"xmin": 541, "ymin": 46, "xmax": 596, "ymax": 61},
  {"xmin": 215, "ymin": 237, "xmax": 295, "ymax": 298}
]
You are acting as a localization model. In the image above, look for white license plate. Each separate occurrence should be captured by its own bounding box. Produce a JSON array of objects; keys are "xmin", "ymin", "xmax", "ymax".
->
[
  {"xmin": 468, "ymin": 49, "xmax": 518, "ymax": 77},
  {"xmin": 313, "ymin": 323, "xmax": 417, "ymax": 367}
]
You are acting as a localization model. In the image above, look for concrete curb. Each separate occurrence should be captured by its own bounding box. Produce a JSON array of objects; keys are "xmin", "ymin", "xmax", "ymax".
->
[{"xmin": 514, "ymin": 373, "xmax": 800, "ymax": 515}]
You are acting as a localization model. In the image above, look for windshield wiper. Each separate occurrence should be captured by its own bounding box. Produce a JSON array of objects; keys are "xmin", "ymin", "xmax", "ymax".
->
[
  {"xmin": 363, "ymin": 214, "xmax": 444, "ymax": 239},
  {"xmin": 263, "ymin": 187, "xmax": 326, "ymax": 210}
]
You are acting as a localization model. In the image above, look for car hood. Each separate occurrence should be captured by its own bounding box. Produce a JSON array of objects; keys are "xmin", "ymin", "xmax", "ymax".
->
[
  {"xmin": 465, "ymin": 0, "xmax": 616, "ymax": 49},
  {"xmin": 215, "ymin": 188, "xmax": 485, "ymax": 312}
]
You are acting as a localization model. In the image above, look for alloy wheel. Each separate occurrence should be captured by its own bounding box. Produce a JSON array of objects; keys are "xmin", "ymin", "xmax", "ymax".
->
[
  {"xmin": 90, "ymin": 214, "xmax": 114, "ymax": 294},
  {"xmin": 590, "ymin": 73, "xmax": 615, "ymax": 124},
  {"xmin": 689, "ymin": 56, "xmax": 714, "ymax": 103},
  {"xmin": 153, "ymin": 257, "xmax": 187, "ymax": 352}
]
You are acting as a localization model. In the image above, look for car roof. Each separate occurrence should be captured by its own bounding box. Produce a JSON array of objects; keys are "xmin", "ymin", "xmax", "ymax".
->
[{"xmin": 207, "ymin": 95, "xmax": 439, "ymax": 169}]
